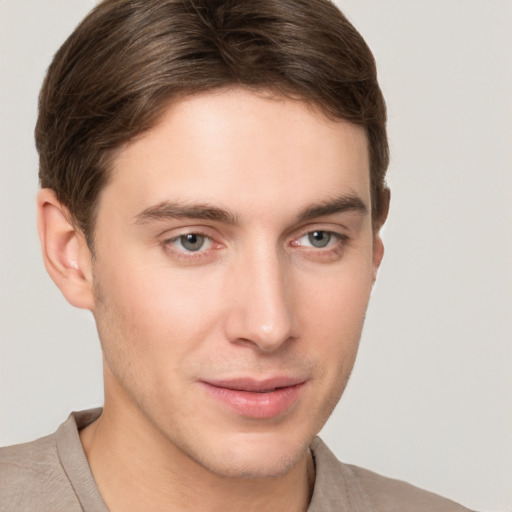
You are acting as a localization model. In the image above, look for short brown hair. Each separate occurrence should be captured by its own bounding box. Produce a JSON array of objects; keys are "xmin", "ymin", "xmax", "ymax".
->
[{"xmin": 36, "ymin": 0, "xmax": 389, "ymax": 244}]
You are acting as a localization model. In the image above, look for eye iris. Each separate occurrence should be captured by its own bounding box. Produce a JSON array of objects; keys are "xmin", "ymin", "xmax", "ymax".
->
[
  {"xmin": 180, "ymin": 234, "xmax": 205, "ymax": 251},
  {"xmin": 308, "ymin": 231, "xmax": 331, "ymax": 248}
]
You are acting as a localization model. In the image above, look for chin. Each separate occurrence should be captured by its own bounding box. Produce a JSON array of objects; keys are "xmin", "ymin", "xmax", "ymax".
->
[{"xmin": 187, "ymin": 429, "xmax": 313, "ymax": 479}]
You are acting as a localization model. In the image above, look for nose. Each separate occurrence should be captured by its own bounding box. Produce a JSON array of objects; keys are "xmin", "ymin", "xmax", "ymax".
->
[{"xmin": 223, "ymin": 246, "xmax": 298, "ymax": 352}]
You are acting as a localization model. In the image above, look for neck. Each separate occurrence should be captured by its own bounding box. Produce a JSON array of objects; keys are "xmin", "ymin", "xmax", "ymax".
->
[{"xmin": 80, "ymin": 390, "xmax": 315, "ymax": 512}]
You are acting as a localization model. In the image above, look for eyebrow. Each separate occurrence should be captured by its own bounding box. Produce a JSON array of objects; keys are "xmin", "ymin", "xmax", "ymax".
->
[
  {"xmin": 134, "ymin": 194, "xmax": 367, "ymax": 226},
  {"xmin": 134, "ymin": 201, "xmax": 239, "ymax": 225},
  {"xmin": 296, "ymin": 194, "xmax": 368, "ymax": 222}
]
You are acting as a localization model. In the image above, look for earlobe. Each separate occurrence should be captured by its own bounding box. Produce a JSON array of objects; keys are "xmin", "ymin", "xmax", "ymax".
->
[{"xmin": 37, "ymin": 188, "xmax": 95, "ymax": 310}]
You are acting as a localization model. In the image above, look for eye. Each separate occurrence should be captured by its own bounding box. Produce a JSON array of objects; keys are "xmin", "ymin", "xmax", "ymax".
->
[
  {"xmin": 169, "ymin": 233, "xmax": 211, "ymax": 252},
  {"xmin": 298, "ymin": 230, "xmax": 337, "ymax": 249}
]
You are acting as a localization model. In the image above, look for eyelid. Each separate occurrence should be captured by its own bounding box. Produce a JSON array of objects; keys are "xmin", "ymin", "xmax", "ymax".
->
[
  {"xmin": 158, "ymin": 222, "xmax": 218, "ymax": 238},
  {"xmin": 158, "ymin": 224, "xmax": 348, "ymax": 263},
  {"xmin": 167, "ymin": 232, "xmax": 213, "ymax": 251},
  {"xmin": 159, "ymin": 226, "xmax": 224, "ymax": 260},
  {"xmin": 295, "ymin": 231, "xmax": 341, "ymax": 247},
  {"xmin": 288, "ymin": 226, "xmax": 350, "ymax": 264},
  {"xmin": 290, "ymin": 225, "xmax": 349, "ymax": 245}
]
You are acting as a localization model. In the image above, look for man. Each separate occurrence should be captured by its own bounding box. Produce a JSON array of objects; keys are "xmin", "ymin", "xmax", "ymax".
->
[{"xmin": 0, "ymin": 1, "xmax": 473, "ymax": 510}]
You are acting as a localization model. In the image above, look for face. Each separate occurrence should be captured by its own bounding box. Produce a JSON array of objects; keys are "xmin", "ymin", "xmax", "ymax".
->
[{"xmin": 90, "ymin": 88, "xmax": 383, "ymax": 478}]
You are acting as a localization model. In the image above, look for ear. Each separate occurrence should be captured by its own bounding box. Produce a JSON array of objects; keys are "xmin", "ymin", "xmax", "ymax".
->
[
  {"xmin": 372, "ymin": 187, "xmax": 390, "ymax": 282},
  {"xmin": 37, "ymin": 188, "xmax": 95, "ymax": 310}
]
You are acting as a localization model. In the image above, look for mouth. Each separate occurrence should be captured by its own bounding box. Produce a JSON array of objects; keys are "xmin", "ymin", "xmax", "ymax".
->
[{"xmin": 199, "ymin": 377, "xmax": 307, "ymax": 419}]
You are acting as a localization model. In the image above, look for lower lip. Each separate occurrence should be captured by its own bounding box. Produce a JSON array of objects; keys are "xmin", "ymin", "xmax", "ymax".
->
[{"xmin": 200, "ymin": 382, "xmax": 306, "ymax": 419}]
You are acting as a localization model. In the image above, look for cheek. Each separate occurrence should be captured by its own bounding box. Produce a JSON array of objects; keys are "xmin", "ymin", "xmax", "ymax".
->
[
  {"xmin": 290, "ymin": 269, "xmax": 371, "ymax": 436},
  {"xmin": 299, "ymin": 252, "xmax": 373, "ymax": 334},
  {"xmin": 98, "ymin": 247, "xmax": 216, "ymax": 325},
  {"xmin": 297, "ymin": 253, "xmax": 373, "ymax": 382},
  {"xmin": 95, "ymin": 250, "xmax": 235, "ymax": 389},
  {"xmin": 91, "ymin": 255, "xmax": 223, "ymax": 385}
]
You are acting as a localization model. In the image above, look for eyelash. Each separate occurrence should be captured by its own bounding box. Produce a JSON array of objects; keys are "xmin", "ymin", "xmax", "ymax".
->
[
  {"xmin": 291, "ymin": 230, "xmax": 349, "ymax": 261},
  {"xmin": 161, "ymin": 229, "xmax": 349, "ymax": 262},
  {"xmin": 293, "ymin": 230, "xmax": 346, "ymax": 248},
  {"xmin": 161, "ymin": 231, "xmax": 218, "ymax": 261}
]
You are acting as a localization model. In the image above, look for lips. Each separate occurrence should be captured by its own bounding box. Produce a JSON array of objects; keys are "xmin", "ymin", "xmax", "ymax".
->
[{"xmin": 200, "ymin": 377, "xmax": 307, "ymax": 419}]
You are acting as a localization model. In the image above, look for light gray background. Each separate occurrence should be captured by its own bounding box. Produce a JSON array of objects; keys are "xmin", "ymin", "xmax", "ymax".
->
[{"xmin": 1, "ymin": 1, "xmax": 511, "ymax": 510}]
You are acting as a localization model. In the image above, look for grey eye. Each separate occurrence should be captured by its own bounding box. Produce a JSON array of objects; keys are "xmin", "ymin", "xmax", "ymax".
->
[
  {"xmin": 179, "ymin": 233, "xmax": 206, "ymax": 251},
  {"xmin": 307, "ymin": 231, "xmax": 331, "ymax": 248}
]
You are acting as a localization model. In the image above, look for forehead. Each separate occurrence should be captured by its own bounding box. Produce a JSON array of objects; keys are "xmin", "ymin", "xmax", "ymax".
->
[{"xmin": 103, "ymin": 88, "xmax": 370, "ymax": 220}]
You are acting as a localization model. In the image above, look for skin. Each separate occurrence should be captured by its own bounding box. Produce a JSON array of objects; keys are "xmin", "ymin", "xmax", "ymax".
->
[{"xmin": 38, "ymin": 87, "xmax": 386, "ymax": 512}]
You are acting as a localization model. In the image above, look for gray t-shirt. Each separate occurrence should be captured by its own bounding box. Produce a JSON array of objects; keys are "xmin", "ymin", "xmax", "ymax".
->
[{"xmin": 0, "ymin": 409, "xmax": 472, "ymax": 511}]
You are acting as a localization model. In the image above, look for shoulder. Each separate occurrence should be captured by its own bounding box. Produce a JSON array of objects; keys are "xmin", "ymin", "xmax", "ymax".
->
[
  {"xmin": 0, "ymin": 434, "xmax": 81, "ymax": 512},
  {"xmin": 345, "ymin": 463, "xmax": 474, "ymax": 511},
  {"xmin": 0, "ymin": 433, "xmax": 61, "ymax": 489},
  {"xmin": 310, "ymin": 437, "xmax": 474, "ymax": 512}
]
